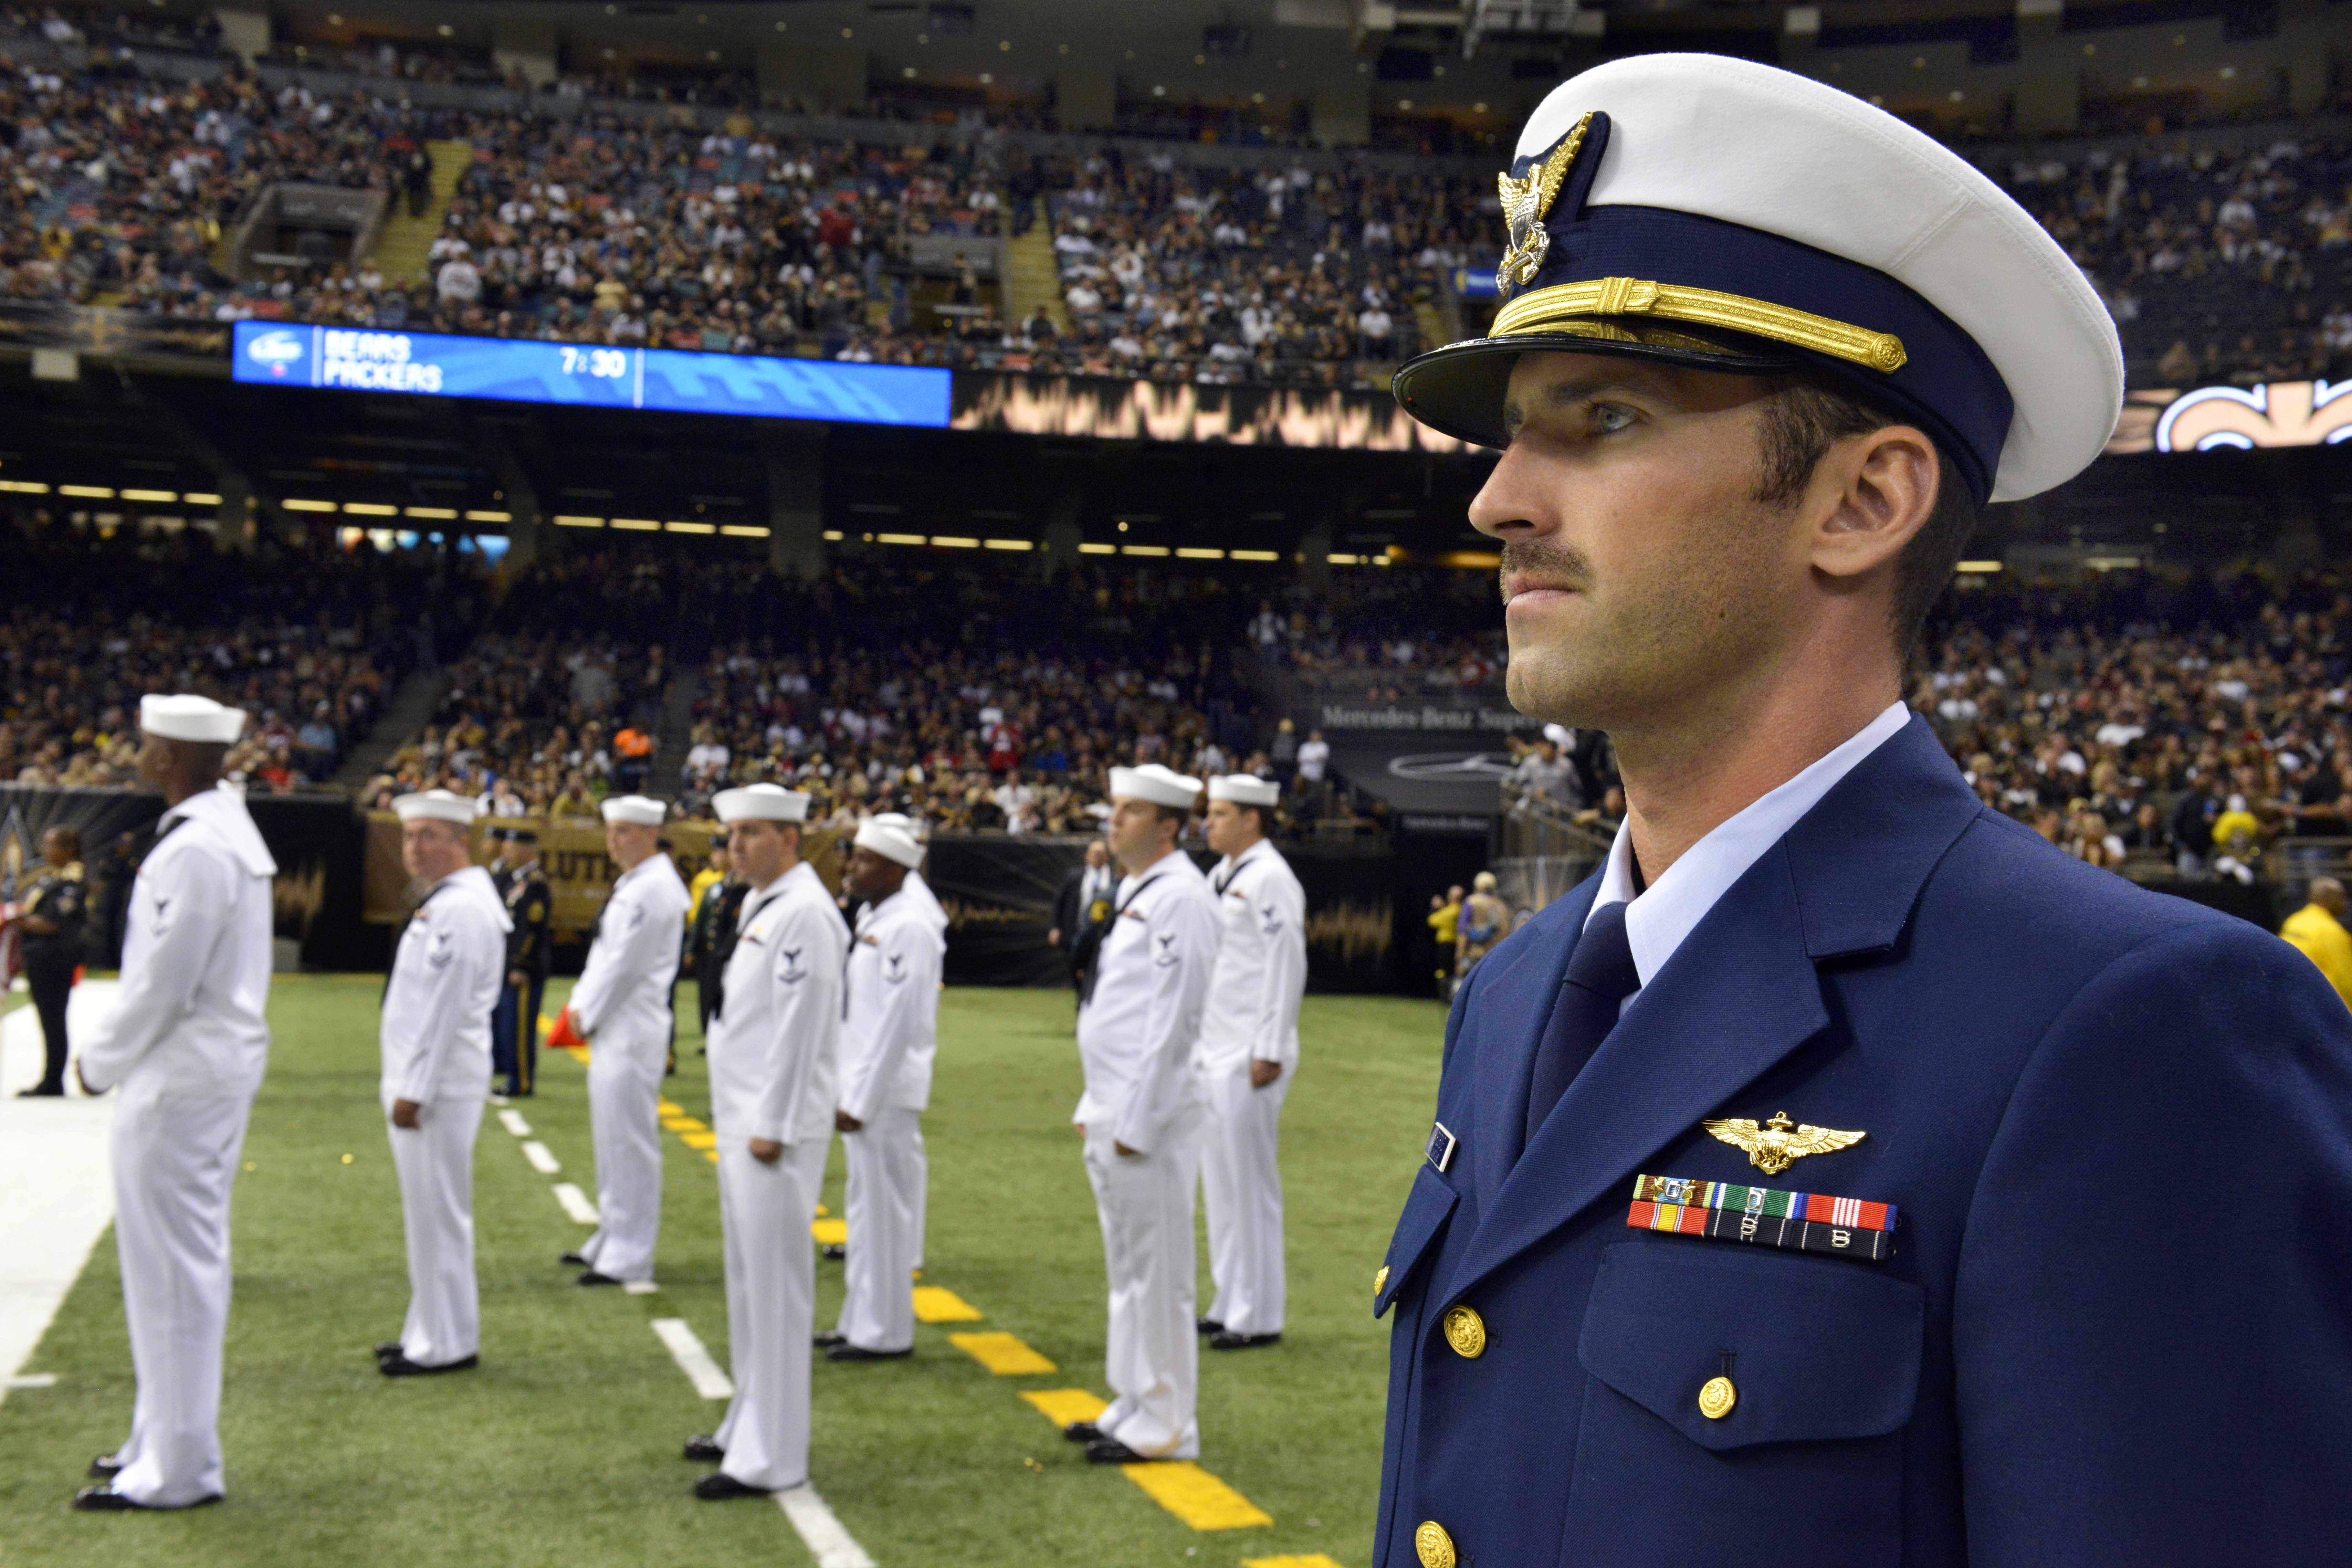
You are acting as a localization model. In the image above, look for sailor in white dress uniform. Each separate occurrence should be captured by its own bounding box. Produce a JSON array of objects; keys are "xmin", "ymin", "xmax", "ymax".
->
[
  {"xmin": 823, "ymin": 814, "xmax": 947, "ymax": 1361},
  {"xmin": 686, "ymin": 784, "xmax": 848, "ymax": 1499},
  {"xmin": 72, "ymin": 695, "xmax": 276, "ymax": 1512},
  {"xmin": 559, "ymin": 795, "xmax": 691, "ymax": 1286},
  {"xmin": 1194, "ymin": 774, "xmax": 1307, "ymax": 1350},
  {"xmin": 1066, "ymin": 764, "xmax": 1222, "ymax": 1465},
  {"xmin": 375, "ymin": 789, "xmax": 509, "ymax": 1377}
]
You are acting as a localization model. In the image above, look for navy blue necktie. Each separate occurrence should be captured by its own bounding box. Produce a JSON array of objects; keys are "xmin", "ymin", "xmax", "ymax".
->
[{"xmin": 1523, "ymin": 900, "xmax": 1643, "ymax": 1149}]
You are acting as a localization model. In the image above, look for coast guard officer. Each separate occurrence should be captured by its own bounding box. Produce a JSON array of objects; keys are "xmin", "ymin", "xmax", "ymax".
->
[
  {"xmin": 558, "ymin": 795, "xmax": 690, "ymax": 1287},
  {"xmin": 822, "ymin": 813, "xmax": 947, "ymax": 1362},
  {"xmin": 1062, "ymin": 763, "xmax": 1220, "ymax": 1466},
  {"xmin": 375, "ymin": 789, "xmax": 508, "ymax": 1378},
  {"xmin": 685, "ymin": 783, "xmax": 846, "ymax": 1499},
  {"xmin": 1371, "ymin": 55, "xmax": 2352, "ymax": 1568},
  {"xmin": 1193, "ymin": 774, "xmax": 1306, "ymax": 1352},
  {"xmin": 71, "ymin": 695, "xmax": 275, "ymax": 1512}
]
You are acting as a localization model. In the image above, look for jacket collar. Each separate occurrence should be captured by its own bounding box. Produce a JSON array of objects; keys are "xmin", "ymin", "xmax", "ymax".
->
[{"xmin": 1441, "ymin": 714, "xmax": 1981, "ymax": 1307}]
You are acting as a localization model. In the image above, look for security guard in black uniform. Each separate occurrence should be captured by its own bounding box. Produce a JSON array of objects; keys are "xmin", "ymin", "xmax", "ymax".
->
[
  {"xmin": 488, "ymin": 826, "xmax": 552, "ymax": 1098},
  {"xmin": 10, "ymin": 826, "xmax": 87, "ymax": 1098}
]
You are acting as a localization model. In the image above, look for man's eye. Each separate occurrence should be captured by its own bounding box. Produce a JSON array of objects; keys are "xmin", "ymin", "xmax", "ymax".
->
[{"xmin": 1589, "ymin": 403, "xmax": 1637, "ymax": 434}]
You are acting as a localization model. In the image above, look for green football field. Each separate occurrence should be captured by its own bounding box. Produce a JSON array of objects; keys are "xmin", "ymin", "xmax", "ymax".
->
[{"xmin": 0, "ymin": 978, "xmax": 1446, "ymax": 1568}]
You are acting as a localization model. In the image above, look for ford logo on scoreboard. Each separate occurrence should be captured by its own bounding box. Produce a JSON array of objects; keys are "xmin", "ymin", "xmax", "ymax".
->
[{"xmin": 230, "ymin": 322, "xmax": 951, "ymax": 429}]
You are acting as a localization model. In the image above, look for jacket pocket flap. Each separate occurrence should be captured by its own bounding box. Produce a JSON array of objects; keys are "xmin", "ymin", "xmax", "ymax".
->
[
  {"xmin": 1376, "ymin": 1163, "xmax": 1460, "ymax": 1317},
  {"xmin": 1577, "ymin": 1242, "xmax": 1923, "ymax": 1451}
]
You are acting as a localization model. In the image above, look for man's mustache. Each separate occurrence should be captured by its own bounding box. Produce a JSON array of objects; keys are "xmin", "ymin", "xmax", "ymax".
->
[{"xmin": 1498, "ymin": 538, "xmax": 1594, "ymax": 603}]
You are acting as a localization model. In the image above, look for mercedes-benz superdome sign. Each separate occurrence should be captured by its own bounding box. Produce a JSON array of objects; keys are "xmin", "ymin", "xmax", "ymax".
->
[{"xmin": 232, "ymin": 322, "xmax": 952, "ymax": 428}]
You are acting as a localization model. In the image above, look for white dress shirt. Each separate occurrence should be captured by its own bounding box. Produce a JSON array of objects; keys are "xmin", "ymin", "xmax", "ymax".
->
[
  {"xmin": 1194, "ymin": 839, "xmax": 1308, "ymax": 1075},
  {"xmin": 707, "ymin": 861, "xmax": 846, "ymax": 1145},
  {"xmin": 569, "ymin": 853, "xmax": 691, "ymax": 1039},
  {"xmin": 1075, "ymin": 850, "xmax": 1221, "ymax": 1154},
  {"xmin": 78, "ymin": 783, "xmax": 278, "ymax": 1097},
  {"xmin": 838, "ymin": 873, "xmax": 947, "ymax": 1124},
  {"xmin": 379, "ymin": 865, "xmax": 510, "ymax": 1105},
  {"xmin": 1588, "ymin": 701, "xmax": 1912, "ymax": 989}
]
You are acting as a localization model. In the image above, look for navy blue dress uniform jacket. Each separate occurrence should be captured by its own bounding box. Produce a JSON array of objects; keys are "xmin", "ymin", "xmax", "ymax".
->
[{"xmin": 1374, "ymin": 716, "xmax": 2352, "ymax": 1567}]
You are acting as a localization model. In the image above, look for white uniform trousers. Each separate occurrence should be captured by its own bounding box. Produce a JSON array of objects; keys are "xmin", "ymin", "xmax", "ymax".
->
[
  {"xmin": 389, "ymin": 1094, "xmax": 485, "ymax": 1366},
  {"xmin": 835, "ymin": 1109, "xmax": 923, "ymax": 1352},
  {"xmin": 1082, "ymin": 1105, "xmax": 1204, "ymax": 1460},
  {"xmin": 1199, "ymin": 1067, "xmax": 1291, "ymax": 1338},
  {"xmin": 714, "ymin": 1136, "xmax": 827, "ymax": 1491},
  {"xmin": 580, "ymin": 1024, "xmax": 666, "ymax": 1283},
  {"xmin": 108, "ymin": 1080, "xmax": 254, "ymax": 1507}
]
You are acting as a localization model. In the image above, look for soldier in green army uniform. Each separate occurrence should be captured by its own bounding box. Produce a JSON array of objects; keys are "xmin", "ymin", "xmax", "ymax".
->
[
  {"xmin": 9, "ymin": 826, "xmax": 87, "ymax": 1098},
  {"xmin": 488, "ymin": 827, "xmax": 552, "ymax": 1098}
]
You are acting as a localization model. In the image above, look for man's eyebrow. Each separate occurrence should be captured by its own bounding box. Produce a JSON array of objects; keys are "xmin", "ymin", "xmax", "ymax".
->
[{"xmin": 1499, "ymin": 373, "xmax": 1652, "ymax": 439}]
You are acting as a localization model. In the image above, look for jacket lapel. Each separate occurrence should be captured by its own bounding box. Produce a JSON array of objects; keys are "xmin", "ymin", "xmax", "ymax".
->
[
  {"xmin": 1465, "ymin": 879, "xmax": 1600, "ymax": 1203},
  {"xmin": 1439, "ymin": 716, "xmax": 1984, "ymax": 1308}
]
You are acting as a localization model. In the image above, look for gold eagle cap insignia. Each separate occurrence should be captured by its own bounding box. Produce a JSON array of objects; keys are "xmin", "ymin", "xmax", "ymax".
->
[
  {"xmin": 1702, "ymin": 1110, "xmax": 1866, "ymax": 1176},
  {"xmin": 1495, "ymin": 111, "xmax": 1595, "ymax": 298}
]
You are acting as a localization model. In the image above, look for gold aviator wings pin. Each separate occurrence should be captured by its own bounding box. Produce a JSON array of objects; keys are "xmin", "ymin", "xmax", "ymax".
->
[{"xmin": 1703, "ymin": 1110, "xmax": 1865, "ymax": 1176}]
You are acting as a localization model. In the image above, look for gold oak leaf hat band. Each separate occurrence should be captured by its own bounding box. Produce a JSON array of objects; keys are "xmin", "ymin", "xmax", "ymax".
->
[{"xmin": 1389, "ymin": 53, "xmax": 2124, "ymax": 506}]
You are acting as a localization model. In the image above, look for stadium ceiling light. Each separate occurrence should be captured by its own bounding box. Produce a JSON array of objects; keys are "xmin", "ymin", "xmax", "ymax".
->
[
  {"xmin": 59, "ymin": 483, "xmax": 115, "ymax": 498},
  {"xmin": 904, "ymin": 67, "xmax": 916, "ymax": 78},
  {"xmin": 611, "ymin": 518, "xmax": 661, "ymax": 531},
  {"xmin": 1123, "ymin": 544, "xmax": 1170, "ymax": 557},
  {"xmin": 1956, "ymin": 560, "xmax": 2003, "ymax": 573},
  {"xmin": 185, "ymin": 492, "xmax": 222, "ymax": 506},
  {"xmin": 877, "ymin": 532, "xmax": 926, "ymax": 546},
  {"xmin": 1176, "ymin": 547, "xmax": 1224, "ymax": 559},
  {"xmin": 1230, "ymin": 549, "xmax": 1281, "ymax": 562},
  {"xmin": 984, "ymin": 539, "xmax": 1034, "ymax": 551},
  {"xmin": 821, "ymin": 530, "xmax": 844, "ymax": 541},
  {"xmin": 465, "ymin": 509, "xmax": 511, "ymax": 523},
  {"xmin": 553, "ymin": 515, "xmax": 605, "ymax": 528},
  {"xmin": 931, "ymin": 535, "xmax": 980, "ymax": 548},
  {"xmin": 121, "ymin": 488, "xmax": 178, "ymax": 503},
  {"xmin": 1328, "ymin": 552, "xmax": 1362, "ymax": 565},
  {"xmin": 1078, "ymin": 542, "xmax": 1116, "ymax": 555},
  {"xmin": 404, "ymin": 506, "xmax": 457, "ymax": 520},
  {"xmin": 720, "ymin": 525, "xmax": 772, "ymax": 538},
  {"xmin": 666, "ymin": 521, "xmax": 717, "ymax": 534},
  {"xmin": 282, "ymin": 498, "xmax": 337, "ymax": 512},
  {"xmin": 0, "ymin": 479, "xmax": 50, "ymax": 493},
  {"xmin": 345, "ymin": 502, "xmax": 398, "ymax": 517}
]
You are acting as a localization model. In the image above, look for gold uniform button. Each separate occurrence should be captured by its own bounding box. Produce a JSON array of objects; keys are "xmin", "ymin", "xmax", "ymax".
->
[
  {"xmin": 1414, "ymin": 1519, "xmax": 1458, "ymax": 1568},
  {"xmin": 1374, "ymin": 1265, "xmax": 1390, "ymax": 1298},
  {"xmin": 1698, "ymin": 1374, "xmax": 1737, "ymax": 1420},
  {"xmin": 1441, "ymin": 1304, "xmax": 1486, "ymax": 1359}
]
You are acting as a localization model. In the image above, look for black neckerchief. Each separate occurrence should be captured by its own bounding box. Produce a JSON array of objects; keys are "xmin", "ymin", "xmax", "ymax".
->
[{"xmin": 1078, "ymin": 866, "xmax": 1172, "ymax": 1007}]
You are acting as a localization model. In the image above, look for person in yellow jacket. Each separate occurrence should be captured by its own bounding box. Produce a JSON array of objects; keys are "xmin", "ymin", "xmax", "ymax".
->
[{"xmin": 2281, "ymin": 877, "xmax": 2352, "ymax": 1011}]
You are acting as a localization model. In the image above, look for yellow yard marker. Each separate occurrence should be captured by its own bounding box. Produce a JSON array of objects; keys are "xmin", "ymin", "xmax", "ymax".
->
[
  {"xmin": 812, "ymin": 1217, "xmax": 848, "ymax": 1246},
  {"xmin": 681, "ymin": 1132, "xmax": 717, "ymax": 1150},
  {"xmin": 950, "ymin": 1332, "xmax": 1056, "ymax": 1376},
  {"xmin": 661, "ymin": 1117, "xmax": 703, "ymax": 1131},
  {"xmin": 1018, "ymin": 1388, "xmax": 1107, "ymax": 1427},
  {"xmin": 912, "ymin": 1286, "xmax": 984, "ymax": 1323},
  {"xmin": 1121, "ymin": 1463, "xmax": 1274, "ymax": 1531}
]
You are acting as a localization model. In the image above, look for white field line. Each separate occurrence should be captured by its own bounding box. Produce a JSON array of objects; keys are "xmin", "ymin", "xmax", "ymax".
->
[
  {"xmin": 0, "ymin": 982, "xmax": 121, "ymax": 1407},
  {"xmin": 497, "ymin": 1109, "xmax": 532, "ymax": 1137},
  {"xmin": 623, "ymin": 1280, "xmax": 659, "ymax": 1296},
  {"xmin": 551, "ymin": 1182, "xmax": 599, "ymax": 1223},
  {"xmin": 520, "ymin": 1140, "xmax": 562, "ymax": 1174},
  {"xmin": 648, "ymin": 1317, "xmax": 734, "ymax": 1399},
  {"xmin": 777, "ymin": 1486, "xmax": 878, "ymax": 1568}
]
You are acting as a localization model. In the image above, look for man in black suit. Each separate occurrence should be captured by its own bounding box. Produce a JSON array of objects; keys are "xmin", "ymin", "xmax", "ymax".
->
[{"xmin": 1049, "ymin": 838, "xmax": 1116, "ymax": 996}]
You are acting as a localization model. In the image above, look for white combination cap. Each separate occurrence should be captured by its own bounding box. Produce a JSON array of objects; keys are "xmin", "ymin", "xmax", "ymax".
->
[
  {"xmin": 854, "ymin": 812, "xmax": 926, "ymax": 868},
  {"xmin": 1208, "ymin": 773, "xmax": 1280, "ymax": 807},
  {"xmin": 601, "ymin": 795, "xmax": 667, "ymax": 826},
  {"xmin": 392, "ymin": 789, "xmax": 480, "ymax": 826},
  {"xmin": 714, "ymin": 783, "xmax": 811, "ymax": 824},
  {"xmin": 139, "ymin": 693, "xmax": 246, "ymax": 744},
  {"xmin": 1108, "ymin": 763, "xmax": 1204, "ymax": 810},
  {"xmin": 1390, "ymin": 53, "xmax": 2122, "ymax": 505}
]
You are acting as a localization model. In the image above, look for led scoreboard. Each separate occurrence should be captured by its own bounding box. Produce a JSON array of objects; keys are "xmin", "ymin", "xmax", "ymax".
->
[{"xmin": 232, "ymin": 322, "xmax": 952, "ymax": 428}]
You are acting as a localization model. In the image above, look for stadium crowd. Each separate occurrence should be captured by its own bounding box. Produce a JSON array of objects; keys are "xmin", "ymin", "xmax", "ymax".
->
[{"xmin": 0, "ymin": 517, "xmax": 441, "ymax": 790}]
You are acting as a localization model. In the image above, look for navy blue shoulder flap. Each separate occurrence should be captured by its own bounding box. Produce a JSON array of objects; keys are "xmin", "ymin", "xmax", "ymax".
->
[
  {"xmin": 1578, "ymin": 1242, "xmax": 1923, "ymax": 1450},
  {"xmin": 1375, "ymin": 1163, "xmax": 1460, "ymax": 1318}
]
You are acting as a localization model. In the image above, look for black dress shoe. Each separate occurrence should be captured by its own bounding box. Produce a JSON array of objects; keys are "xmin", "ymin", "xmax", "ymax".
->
[
  {"xmin": 826, "ymin": 1343, "xmax": 913, "ymax": 1363},
  {"xmin": 1062, "ymin": 1420, "xmax": 1102, "ymax": 1444},
  {"xmin": 1085, "ymin": 1436, "xmax": 1166, "ymax": 1465},
  {"xmin": 576, "ymin": 1270, "xmax": 623, "ymax": 1287},
  {"xmin": 693, "ymin": 1472, "xmax": 773, "ymax": 1500},
  {"xmin": 378, "ymin": 1351, "xmax": 479, "ymax": 1378},
  {"xmin": 1194, "ymin": 1318, "xmax": 1225, "ymax": 1336},
  {"xmin": 818, "ymin": 1243, "xmax": 846, "ymax": 1261},
  {"xmin": 1208, "ymin": 1330, "xmax": 1282, "ymax": 1351},
  {"xmin": 17, "ymin": 1083, "xmax": 64, "ymax": 1098},
  {"xmin": 811, "ymin": 1331, "xmax": 847, "ymax": 1349},
  {"xmin": 73, "ymin": 1485, "xmax": 222, "ymax": 1511},
  {"xmin": 681, "ymin": 1434, "xmax": 725, "ymax": 1463},
  {"xmin": 373, "ymin": 1342, "xmax": 404, "ymax": 1362},
  {"xmin": 559, "ymin": 1251, "xmax": 588, "ymax": 1267},
  {"xmin": 87, "ymin": 1454, "xmax": 121, "ymax": 1480}
]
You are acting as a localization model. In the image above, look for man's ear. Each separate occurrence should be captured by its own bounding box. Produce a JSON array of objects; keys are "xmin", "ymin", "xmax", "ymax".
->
[{"xmin": 1807, "ymin": 425, "xmax": 1940, "ymax": 582}]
